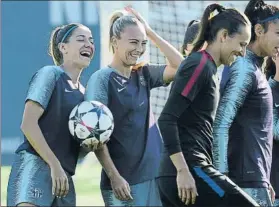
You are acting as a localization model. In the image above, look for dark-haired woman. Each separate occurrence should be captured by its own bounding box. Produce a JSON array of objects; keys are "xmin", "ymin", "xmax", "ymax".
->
[
  {"xmin": 157, "ymin": 3, "xmax": 258, "ymax": 207},
  {"xmin": 265, "ymin": 56, "xmax": 279, "ymax": 207},
  {"xmin": 213, "ymin": 0, "xmax": 279, "ymax": 206},
  {"xmin": 6, "ymin": 23, "xmax": 95, "ymax": 206},
  {"xmin": 181, "ymin": 20, "xmax": 202, "ymax": 57}
]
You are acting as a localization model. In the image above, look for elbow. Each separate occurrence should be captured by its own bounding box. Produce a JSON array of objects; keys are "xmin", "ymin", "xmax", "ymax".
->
[
  {"xmin": 158, "ymin": 114, "xmax": 170, "ymax": 129},
  {"xmin": 167, "ymin": 56, "xmax": 183, "ymax": 71},
  {"xmin": 170, "ymin": 54, "xmax": 184, "ymax": 68},
  {"xmin": 158, "ymin": 113, "xmax": 177, "ymax": 127},
  {"xmin": 20, "ymin": 121, "xmax": 28, "ymax": 134},
  {"xmin": 20, "ymin": 118, "xmax": 37, "ymax": 135}
]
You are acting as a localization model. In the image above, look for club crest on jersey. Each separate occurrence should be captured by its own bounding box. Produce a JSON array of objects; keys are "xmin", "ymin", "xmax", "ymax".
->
[{"xmin": 139, "ymin": 75, "xmax": 146, "ymax": 87}]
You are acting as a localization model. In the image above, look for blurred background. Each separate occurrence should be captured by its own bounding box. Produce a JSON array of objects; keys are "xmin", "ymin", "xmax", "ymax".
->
[{"xmin": 2, "ymin": 1, "xmax": 279, "ymax": 206}]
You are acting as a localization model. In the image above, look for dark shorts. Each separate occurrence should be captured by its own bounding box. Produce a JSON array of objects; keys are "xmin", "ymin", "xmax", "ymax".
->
[
  {"xmin": 101, "ymin": 179, "xmax": 162, "ymax": 206},
  {"xmin": 7, "ymin": 151, "xmax": 75, "ymax": 207},
  {"xmin": 157, "ymin": 165, "xmax": 259, "ymax": 207}
]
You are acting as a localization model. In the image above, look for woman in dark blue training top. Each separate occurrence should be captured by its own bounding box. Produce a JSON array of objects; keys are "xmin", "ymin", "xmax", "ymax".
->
[
  {"xmin": 157, "ymin": 3, "xmax": 259, "ymax": 207},
  {"xmin": 213, "ymin": 0, "xmax": 279, "ymax": 205},
  {"xmin": 84, "ymin": 6, "xmax": 183, "ymax": 207},
  {"xmin": 265, "ymin": 56, "xmax": 279, "ymax": 207},
  {"xmin": 7, "ymin": 23, "xmax": 95, "ymax": 206}
]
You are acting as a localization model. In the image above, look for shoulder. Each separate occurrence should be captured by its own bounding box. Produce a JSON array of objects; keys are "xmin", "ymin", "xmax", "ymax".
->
[
  {"xmin": 87, "ymin": 67, "xmax": 115, "ymax": 89},
  {"xmin": 29, "ymin": 65, "xmax": 64, "ymax": 86},
  {"xmin": 32, "ymin": 65, "xmax": 64, "ymax": 83},
  {"xmin": 37, "ymin": 65, "xmax": 64, "ymax": 76},
  {"xmin": 90, "ymin": 67, "xmax": 114, "ymax": 79},
  {"xmin": 89, "ymin": 67, "xmax": 114, "ymax": 84},
  {"xmin": 229, "ymin": 56, "xmax": 255, "ymax": 74},
  {"xmin": 178, "ymin": 52, "xmax": 211, "ymax": 75}
]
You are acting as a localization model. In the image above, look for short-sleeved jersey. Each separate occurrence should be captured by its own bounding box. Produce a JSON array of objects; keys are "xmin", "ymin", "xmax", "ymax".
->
[
  {"xmin": 158, "ymin": 51, "xmax": 219, "ymax": 177},
  {"xmin": 85, "ymin": 64, "xmax": 167, "ymax": 190},
  {"xmin": 213, "ymin": 50, "xmax": 273, "ymax": 188},
  {"xmin": 268, "ymin": 77, "xmax": 279, "ymax": 196},
  {"xmin": 16, "ymin": 66, "xmax": 84, "ymax": 176}
]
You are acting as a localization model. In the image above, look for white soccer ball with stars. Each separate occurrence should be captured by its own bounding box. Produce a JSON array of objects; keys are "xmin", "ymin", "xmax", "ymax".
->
[{"xmin": 68, "ymin": 100, "xmax": 114, "ymax": 144}]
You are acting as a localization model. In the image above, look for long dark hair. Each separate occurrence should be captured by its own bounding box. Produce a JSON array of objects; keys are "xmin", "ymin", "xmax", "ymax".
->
[
  {"xmin": 191, "ymin": 3, "xmax": 250, "ymax": 53},
  {"xmin": 181, "ymin": 20, "xmax": 201, "ymax": 55}
]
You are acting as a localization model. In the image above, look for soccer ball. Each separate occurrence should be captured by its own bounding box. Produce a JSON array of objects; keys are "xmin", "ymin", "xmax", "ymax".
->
[{"xmin": 68, "ymin": 100, "xmax": 114, "ymax": 144}]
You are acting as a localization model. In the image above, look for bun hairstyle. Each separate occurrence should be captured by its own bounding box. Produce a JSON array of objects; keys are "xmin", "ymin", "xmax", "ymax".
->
[
  {"xmin": 181, "ymin": 20, "xmax": 201, "ymax": 55},
  {"xmin": 191, "ymin": 3, "xmax": 250, "ymax": 54},
  {"xmin": 244, "ymin": 0, "xmax": 279, "ymax": 42},
  {"xmin": 109, "ymin": 10, "xmax": 142, "ymax": 53}
]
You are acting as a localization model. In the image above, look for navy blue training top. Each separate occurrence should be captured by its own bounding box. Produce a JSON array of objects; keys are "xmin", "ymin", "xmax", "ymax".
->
[
  {"xmin": 85, "ymin": 64, "xmax": 167, "ymax": 190},
  {"xmin": 268, "ymin": 77, "xmax": 279, "ymax": 197},
  {"xmin": 213, "ymin": 50, "xmax": 273, "ymax": 188},
  {"xmin": 16, "ymin": 66, "xmax": 84, "ymax": 176}
]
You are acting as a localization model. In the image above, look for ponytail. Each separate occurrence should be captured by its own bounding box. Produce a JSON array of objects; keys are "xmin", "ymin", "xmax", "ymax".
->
[
  {"xmin": 109, "ymin": 10, "xmax": 126, "ymax": 52},
  {"xmin": 49, "ymin": 27, "xmax": 62, "ymax": 65},
  {"xmin": 244, "ymin": 0, "xmax": 279, "ymax": 42},
  {"xmin": 191, "ymin": 3, "xmax": 225, "ymax": 53}
]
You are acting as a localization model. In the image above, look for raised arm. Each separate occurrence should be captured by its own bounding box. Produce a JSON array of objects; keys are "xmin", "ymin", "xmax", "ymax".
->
[
  {"xmin": 125, "ymin": 6, "xmax": 184, "ymax": 83},
  {"xmin": 212, "ymin": 58, "xmax": 255, "ymax": 173}
]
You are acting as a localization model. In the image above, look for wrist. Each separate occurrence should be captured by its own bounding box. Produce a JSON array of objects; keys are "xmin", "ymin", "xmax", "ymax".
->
[
  {"xmin": 177, "ymin": 167, "xmax": 190, "ymax": 173},
  {"xmin": 47, "ymin": 157, "xmax": 61, "ymax": 168},
  {"xmin": 108, "ymin": 171, "xmax": 121, "ymax": 180}
]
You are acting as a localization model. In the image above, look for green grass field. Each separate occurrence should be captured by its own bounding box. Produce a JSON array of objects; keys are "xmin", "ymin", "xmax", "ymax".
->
[{"xmin": 1, "ymin": 158, "xmax": 105, "ymax": 206}]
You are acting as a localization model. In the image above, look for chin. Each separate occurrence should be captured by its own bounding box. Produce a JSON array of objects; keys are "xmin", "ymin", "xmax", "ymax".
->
[
  {"xmin": 79, "ymin": 61, "xmax": 91, "ymax": 69},
  {"xmin": 125, "ymin": 61, "xmax": 137, "ymax": 67}
]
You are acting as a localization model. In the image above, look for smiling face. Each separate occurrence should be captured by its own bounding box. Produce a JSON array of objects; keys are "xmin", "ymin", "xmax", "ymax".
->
[
  {"xmin": 219, "ymin": 24, "xmax": 251, "ymax": 66},
  {"xmin": 257, "ymin": 19, "xmax": 279, "ymax": 57},
  {"xmin": 112, "ymin": 24, "xmax": 147, "ymax": 67},
  {"xmin": 60, "ymin": 26, "xmax": 95, "ymax": 69}
]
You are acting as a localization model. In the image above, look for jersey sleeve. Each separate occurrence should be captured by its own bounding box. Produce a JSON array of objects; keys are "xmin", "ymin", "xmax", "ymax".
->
[
  {"xmin": 158, "ymin": 52, "xmax": 210, "ymax": 156},
  {"xmin": 158, "ymin": 92, "xmax": 191, "ymax": 155},
  {"xmin": 145, "ymin": 64, "xmax": 167, "ymax": 89},
  {"xmin": 25, "ymin": 66, "xmax": 61, "ymax": 110},
  {"xmin": 172, "ymin": 52, "xmax": 209, "ymax": 102},
  {"xmin": 269, "ymin": 78, "xmax": 279, "ymax": 141},
  {"xmin": 212, "ymin": 57, "xmax": 256, "ymax": 173},
  {"xmin": 85, "ymin": 68, "xmax": 112, "ymax": 106}
]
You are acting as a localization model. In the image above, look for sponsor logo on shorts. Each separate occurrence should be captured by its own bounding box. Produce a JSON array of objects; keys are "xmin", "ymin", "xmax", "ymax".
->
[{"xmin": 31, "ymin": 188, "xmax": 43, "ymax": 198}]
